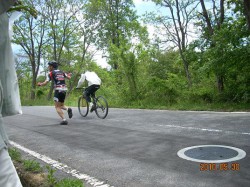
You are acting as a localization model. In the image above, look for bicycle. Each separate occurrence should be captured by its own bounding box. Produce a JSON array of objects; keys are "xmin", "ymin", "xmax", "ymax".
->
[{"xmin": 77, "ymin": 88, "xmax": 109, "ymax": 119}]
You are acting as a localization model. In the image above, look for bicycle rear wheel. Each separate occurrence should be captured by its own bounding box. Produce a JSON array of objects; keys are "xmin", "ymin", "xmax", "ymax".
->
[
  {"xmin": 95, "ymin": 96, "xmax": 108, "ymax": 119},
  {"xmin": 78, "ymin": 96, "xmax": 89, "ymax": 117}
]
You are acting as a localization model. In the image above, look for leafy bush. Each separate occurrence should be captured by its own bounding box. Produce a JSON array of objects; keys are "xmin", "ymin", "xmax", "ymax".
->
[
  {"xmin": 36, "ymin": 90, "xmax": 45, "ymax": 99},
  {"xmin": 145, "ymin": 76, "xmax": 180, "ymax": 105}
]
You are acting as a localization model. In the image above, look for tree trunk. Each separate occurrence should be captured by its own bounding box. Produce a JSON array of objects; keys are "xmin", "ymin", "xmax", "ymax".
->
[
  {"xmin": 183, "ymin": 58, "xmax": 192, "ymax": 87},
  {"xmin": 217, "ymin": 75, "xmax": 224, "ymax": 93},
  {"xmin": 244, "ymin": 0, "xmax": 250, "ymax": 31},
  {"xmin": 128, "ymin": 75, "xmax": 137, "ymax": 100},
  {"xmin": 200, "ymin": 0, "xmax": 225, "ymax": 93},
  {"xmin": 179, "ymin": 49, "xmax": 192, "ymax": 87},
  {"xmin": 30, "ymin": 75, "xmax": 36, "ymax": 100}
]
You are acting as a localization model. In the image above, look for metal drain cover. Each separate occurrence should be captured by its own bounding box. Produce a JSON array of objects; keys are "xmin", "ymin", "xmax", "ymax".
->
[{"xmin": 177, "ymin": 145, "xmax": 246, "ymax": 163}]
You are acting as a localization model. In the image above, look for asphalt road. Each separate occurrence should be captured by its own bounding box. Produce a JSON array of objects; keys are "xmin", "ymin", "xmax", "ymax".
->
[{"xmin": 3, "ymin": 106, "xmax": 250, "ymax": 187}]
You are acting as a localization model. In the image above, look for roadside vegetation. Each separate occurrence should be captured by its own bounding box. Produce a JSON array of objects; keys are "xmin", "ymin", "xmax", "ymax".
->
[{"xmin": 8, "ymin": 148, "xmax": 84, "ymax": 187}]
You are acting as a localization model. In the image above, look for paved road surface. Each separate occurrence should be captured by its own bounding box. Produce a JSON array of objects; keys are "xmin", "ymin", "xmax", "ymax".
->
[{"xmin": 4, "ymin": 106, "xmax": 250, "ymax": 187}]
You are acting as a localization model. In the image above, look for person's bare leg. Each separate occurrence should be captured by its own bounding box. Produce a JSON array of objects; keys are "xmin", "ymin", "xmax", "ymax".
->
[
  {"xmin": 55, "ymin": 102, "xmax": 65, "ymax": 120},
  {"xmin": 61, "ymin": 104, "xmax": 73, "ymax": 119},
  {"xmin": 61, "ymin": 104, "xmax": 67, "ymax": 110},
  {"xmin": 55, "ymin": 102, "xmax": 68, "ymax": 125}
]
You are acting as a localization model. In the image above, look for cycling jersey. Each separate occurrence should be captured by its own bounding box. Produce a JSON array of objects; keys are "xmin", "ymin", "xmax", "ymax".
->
[
  {"xmin": 47, "ymin": 69, "xmax": 68, "ymax": 91},
  {"xmin": 76, "ymin": 71, "xmax": 101, "ymax": 88}
]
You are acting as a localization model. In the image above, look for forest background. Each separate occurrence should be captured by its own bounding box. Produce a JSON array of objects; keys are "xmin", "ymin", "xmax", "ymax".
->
[{"xmin": 9, "ymin": 0, "xmax": 250, "ymax": 111}]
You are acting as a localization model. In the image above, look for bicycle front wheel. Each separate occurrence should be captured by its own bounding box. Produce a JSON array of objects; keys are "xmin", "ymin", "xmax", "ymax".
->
[
  {"xmin": 78, "ymin": 96, "xmax": 89, "ymax": 117},
  {"xmin": 95, "ymin": 96, "xmax": 108, "ymax": 119}
]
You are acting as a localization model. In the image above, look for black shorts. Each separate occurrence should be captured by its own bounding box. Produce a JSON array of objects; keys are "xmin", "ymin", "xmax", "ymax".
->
[
  {"xmin": 54, "ymin": 90, "xmax": 66, "ymax": 103},
  {"xmin": 84, "ymin": 85, "xmax": 100, "ymax": 102}
]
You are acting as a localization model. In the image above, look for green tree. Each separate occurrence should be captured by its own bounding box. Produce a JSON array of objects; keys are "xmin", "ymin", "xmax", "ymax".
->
[
  {"xmin": 198, "ymin": 0, "xmax": 227, "ymax": 93},
  {"xmin": 144, "ymin": 49, "xmax": 185, "ymax": 105},
  {"xmin": 86, "ymin": 0, "xmax": 149, "ymax": 101},
  {"xmin": 194, "ymin": 0, "xmax": 250, "ymax": 102},
  {"xmin": 147, "ymin": 0, "xmax": 199, "ymax": 87},
  {"xmin": 13, "ymin": 0, "xmax": 91, "ymax": 99},
  {"xmin": 86, "ymin": 0, "xmax": 142, "ymax": 70},
  {"xmin": 41, "ymin": 0, "xmax": 87, "ymax": 98},
  {"xmin": 12, "ymin": 0, "xmax": 43, "ymax": 99},
  {"xmin": 229, "ymin": 0, "xmax": 250, "ymax": 32}
]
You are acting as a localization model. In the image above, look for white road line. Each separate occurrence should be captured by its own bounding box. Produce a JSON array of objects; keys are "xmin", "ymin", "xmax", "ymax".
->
[
  {"xmin": 110, "ymin": 118, "xmax": 250, "ymax": 136},
  {"xmin": 9, "ymin": 141, "xmax": 113, "ymax": 187},
  {"xmin": 155, "ymin": 124, "xmax": 250, "ymax": 136}
]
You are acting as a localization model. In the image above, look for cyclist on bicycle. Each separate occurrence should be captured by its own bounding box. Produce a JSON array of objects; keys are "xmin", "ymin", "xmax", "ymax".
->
[
  {"xmin": 76, "ymin": 71, "xmax": 101, "ymax": 112},
  {"xmin": 37, "ymin": 61, "xmax": 73, "ymax": 125}
]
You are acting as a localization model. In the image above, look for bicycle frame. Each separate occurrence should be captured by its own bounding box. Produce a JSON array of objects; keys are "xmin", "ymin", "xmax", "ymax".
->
[{"xmin": 77, "ymin": 88, "xmax": 108, "ymax": 119}]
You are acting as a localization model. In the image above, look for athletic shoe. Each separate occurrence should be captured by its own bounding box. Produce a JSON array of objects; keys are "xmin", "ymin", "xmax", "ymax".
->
[
  {"xmin": 60, "ymin": 120, "xmax": 68, "ymax": 125},
  {"xmin": 90, "ymin": 105, "xmax": 96, "ymax": 113},
  {"xmin": 68, "ymin": 108, "xmax": 73, "ymax": 118}
]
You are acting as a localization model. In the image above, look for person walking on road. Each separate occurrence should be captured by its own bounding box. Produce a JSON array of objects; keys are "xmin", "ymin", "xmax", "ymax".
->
[
  {"xmin": 76, "ymin": 71, "xmax": 101, "ymax": 112},
  {"xmin": 38, "ymin": 61, "xmax": 73, "ymax": 125}
]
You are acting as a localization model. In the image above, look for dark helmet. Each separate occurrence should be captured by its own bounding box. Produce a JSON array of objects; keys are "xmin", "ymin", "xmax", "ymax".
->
[{"xmin": 48, "ymin": 61, "xmax": 58, "ymax": 69}]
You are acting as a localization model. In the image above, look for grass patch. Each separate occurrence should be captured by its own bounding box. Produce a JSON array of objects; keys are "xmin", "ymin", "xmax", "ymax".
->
[
  {"xmin": 55, "ymin": 178, "xmax": 84, "ymax": 187},
  {"xmin": 9, "ymin": 147, "xmax": 85, "ymax": 187},
  {"xmin": 171, "ymin": 101, "xmax": 250, "ymax": 112},
  {"xmin": 9, "ymin": 148, "xmax": 22, "ymax": 162},
  {"xmin": 108, "ymin": 100, "xmax": 250, "ymax": 112},
  {"xmin": 23, "ymin": 160, "xmax": 43, "ymax": 173},
  {"xmin": 21, "ymin": 98, "xmax": 52, "ymax": 106},
  {"xmin": 21, "ymin": 96, "xmax": 250, "ymax": 112}
]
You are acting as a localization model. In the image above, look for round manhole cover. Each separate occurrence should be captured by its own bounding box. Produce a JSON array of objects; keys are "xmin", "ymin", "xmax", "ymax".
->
[{"xmin": 177, "ymin": 145, "xmax": 246, "ymax": 163}]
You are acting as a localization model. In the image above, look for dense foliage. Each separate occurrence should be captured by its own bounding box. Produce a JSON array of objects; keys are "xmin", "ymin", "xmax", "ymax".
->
[{"xmin": 11, "ymin": 0, "xmax": 250, "ymax": 110}]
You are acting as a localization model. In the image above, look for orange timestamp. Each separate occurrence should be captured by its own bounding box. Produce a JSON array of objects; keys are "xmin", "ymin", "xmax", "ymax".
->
[{"xmin": 200, "ymin": 163, "xmax": 240, "ymax": 171}]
